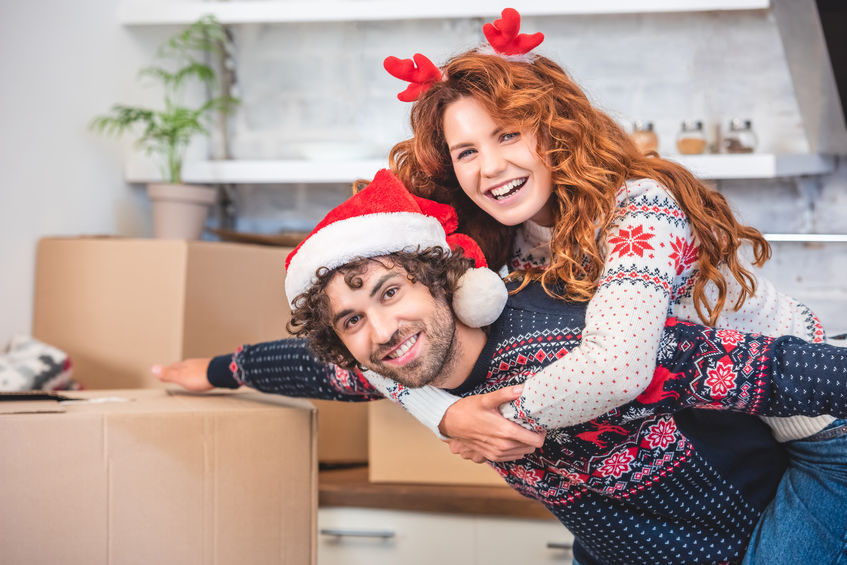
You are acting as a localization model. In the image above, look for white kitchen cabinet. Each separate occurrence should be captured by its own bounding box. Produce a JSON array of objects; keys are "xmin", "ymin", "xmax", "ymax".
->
[
  {"xmin": 474, "ymin": 516, "xmax": 574, "ymax": 564},
  {"xmin": 317, "ymin": 507, "xmax": 572, "ymax": 565},
  {"xmin": 318, "ymin": 507, "xmax": 476, "ymax": 565}
]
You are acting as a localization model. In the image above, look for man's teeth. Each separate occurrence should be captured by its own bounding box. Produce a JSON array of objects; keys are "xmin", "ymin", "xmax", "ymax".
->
[
  {"xmin": 387, "ymin": 334, "xmax": 418, "ymax": 359},
  {"xmin": 490, "ymin": 178, "xmax": 527, "ymax": 199}
]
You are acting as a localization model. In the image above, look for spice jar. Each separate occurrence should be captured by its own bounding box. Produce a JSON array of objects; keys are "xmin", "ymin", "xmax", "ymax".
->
[
  {"xmin": 630, "ymin": 121, "xmax": 659, "ymax": 154},
  {"xmin": 723, "ymin": 118, "xmax": 757, "ymax": 154},
  {"xmin": 675, "ymin": 120, "xmax": 708, "ymax": 155}
]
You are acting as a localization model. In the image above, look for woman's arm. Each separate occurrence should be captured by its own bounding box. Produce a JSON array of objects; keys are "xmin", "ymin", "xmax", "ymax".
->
[{"xmin": 496, "ymin": 179, "xmax": 693, "ymax": 428}]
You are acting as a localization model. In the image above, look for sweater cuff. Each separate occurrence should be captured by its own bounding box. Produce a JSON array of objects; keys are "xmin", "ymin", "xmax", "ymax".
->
[
  {"xmin": 758, "ymin": 414, "xmax": 835, "ymax": 442},
  {"xmin": 207, "ymin": 354, "xmax": 241, "ymax": 389},
  {"xmin": 362, "ymin": 370, "xmax": 459, "ymax": 440},
  {"xmin": 402, "ymin": 386, "xmax": 461, "ymax": 440}
]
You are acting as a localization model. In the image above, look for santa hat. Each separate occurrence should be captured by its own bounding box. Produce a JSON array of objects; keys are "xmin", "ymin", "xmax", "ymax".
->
[{"xmin": 284, "ymin": 169, "xmax": 507, "ymax": 328}]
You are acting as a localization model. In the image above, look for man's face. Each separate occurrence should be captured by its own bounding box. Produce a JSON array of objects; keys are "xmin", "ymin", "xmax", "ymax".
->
[{"xmin": 326, "ymin": 261, "xmax": 458, "ymax": 388}]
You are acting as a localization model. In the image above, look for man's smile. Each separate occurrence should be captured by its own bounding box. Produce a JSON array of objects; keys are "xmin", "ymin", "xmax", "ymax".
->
[{"xmin": 381, "ymin": 332, "xmax": 421, "ymax": 364}]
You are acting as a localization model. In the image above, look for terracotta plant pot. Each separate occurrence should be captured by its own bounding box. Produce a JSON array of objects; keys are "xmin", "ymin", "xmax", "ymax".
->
[{"xmin": 147, "ymin": 183, "xmax": 217, "ymax": 240}]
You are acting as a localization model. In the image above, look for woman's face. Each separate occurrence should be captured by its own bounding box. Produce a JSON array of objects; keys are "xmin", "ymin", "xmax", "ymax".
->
[{"xmin": 442, "ymin": 96, "xmax": 554, "ymax": 227}]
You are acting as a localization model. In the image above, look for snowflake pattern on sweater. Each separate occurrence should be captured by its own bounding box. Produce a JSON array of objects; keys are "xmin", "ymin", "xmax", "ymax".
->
[{"xmin": 504, "ymin": 178, "xmax": 830, "ymax": 441}]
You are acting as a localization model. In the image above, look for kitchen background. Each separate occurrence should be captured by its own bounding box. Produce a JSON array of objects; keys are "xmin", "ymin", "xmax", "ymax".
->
[{"xmin": 2, "ymin": 0, "xmax": 846, "ymax": 347}]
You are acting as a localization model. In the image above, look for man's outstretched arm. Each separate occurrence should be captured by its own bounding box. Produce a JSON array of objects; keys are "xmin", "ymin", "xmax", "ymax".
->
[
  {"xmin": 626, "ymin": 318, "xmax": 847, "ymax": 419},
  {"xmin": 156, "ymin": 337, "xmax": 381, "ymax": 402}
]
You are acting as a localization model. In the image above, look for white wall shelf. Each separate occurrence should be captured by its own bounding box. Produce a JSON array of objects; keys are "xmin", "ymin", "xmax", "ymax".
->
[
  {"xmin": 764, "ymin": 233, "xmax": 847, "ymax": 243},
  {"xmin": 669, "ymin": 153, "xmax": 835, "ymax": 179},
  {"xmin": 118, "ymin": 1, "xmax": 770, "ymax": 26},
  {"xmin": 125, "ymin": 153, "xmax": 833, "ymax": 184},
  {"xmin": 126, "ymin": 157, "xmax": 389, "ymax": 184}
]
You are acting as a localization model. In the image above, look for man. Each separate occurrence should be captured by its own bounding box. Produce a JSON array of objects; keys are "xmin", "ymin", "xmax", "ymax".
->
[{"xmin": 159, "ymin": 169, "xmax": 847, "ymax": 565}]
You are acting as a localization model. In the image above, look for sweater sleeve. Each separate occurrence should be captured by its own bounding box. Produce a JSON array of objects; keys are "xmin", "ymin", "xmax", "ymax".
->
[
  {"xmin": 632, "ymin": 318, "xmax": 847, "ymax": 419},
  {"xmin": 209, "ymin": 337, "xmax": 383, "ymax": 401},
  {"xmin": 502, "ymin": 179, "xmax": 692, "ymax": 428}
]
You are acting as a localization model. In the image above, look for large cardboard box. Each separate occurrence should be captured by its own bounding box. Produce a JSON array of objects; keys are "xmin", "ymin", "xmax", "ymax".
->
[
  {"xmin": 0, "ymin": 389, "xmax": 316, "ymax": 565},
  {"xmin": 32, "ymin": 237, "xmax": 368, "ymax": 463},
  {"xmin": 368, "ymin": 400, "xmax": 504, "ymax": 486},
  {"xmin": 33, "ymin": 237, "xmax": 292, "ymax": 390}
]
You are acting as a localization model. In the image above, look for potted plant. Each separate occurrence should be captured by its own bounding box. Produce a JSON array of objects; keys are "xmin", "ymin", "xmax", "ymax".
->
[{"xmin": 91, "ymin": 15, "xmax": 238, "ymax": 239}]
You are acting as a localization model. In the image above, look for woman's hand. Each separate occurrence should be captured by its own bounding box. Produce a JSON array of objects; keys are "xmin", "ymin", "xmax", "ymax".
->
[
  {"xmin": 439, "ymin": 385, "xmax": 545, "ymax": 463},
  {"xmin": 152, "ymin": 358, "xmax": 214, "ymax": 392}
]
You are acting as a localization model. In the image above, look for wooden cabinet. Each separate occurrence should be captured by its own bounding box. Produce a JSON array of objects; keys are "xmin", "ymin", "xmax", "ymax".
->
[{"xmin": 318, "ymin": 507, "xmax": 573, "ymax": 565}]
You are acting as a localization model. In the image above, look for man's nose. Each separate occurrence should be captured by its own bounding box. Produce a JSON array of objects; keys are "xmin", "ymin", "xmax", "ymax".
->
[{"xmin": 369, "ymin": 310, "xmax": 399, "ymax": 344}]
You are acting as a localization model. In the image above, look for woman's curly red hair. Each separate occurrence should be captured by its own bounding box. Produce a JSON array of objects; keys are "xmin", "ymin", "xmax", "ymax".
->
[{"xmin": 389, "ymin": 50, "xmax": 770, "ymax": 326}]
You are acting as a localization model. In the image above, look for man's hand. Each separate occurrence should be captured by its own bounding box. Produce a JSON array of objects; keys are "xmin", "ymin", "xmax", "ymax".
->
[
  {"xmin": 439, "ymin": 385, "xmax": 545, "ymax": 463},
  {"xmin": 152, "ymin": 358, "xmax": 214, "ymax": 392}
]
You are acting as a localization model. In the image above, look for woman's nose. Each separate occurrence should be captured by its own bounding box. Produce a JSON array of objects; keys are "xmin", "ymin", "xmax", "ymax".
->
[{"xmin": 480, "ymin": 147, "xmax": 507, "ymax": 177}]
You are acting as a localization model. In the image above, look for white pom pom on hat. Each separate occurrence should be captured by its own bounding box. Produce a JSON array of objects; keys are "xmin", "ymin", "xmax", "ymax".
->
[{"xmin": 284, "ymin": 169, "xmax": 507, "ymax": 327}]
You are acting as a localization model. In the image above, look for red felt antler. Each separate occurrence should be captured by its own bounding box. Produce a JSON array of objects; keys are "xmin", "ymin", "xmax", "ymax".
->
[
  {"xmin": 483, "ymin": 8, "xmax": 544, "ymax": 56},
  {"xmin": 383, "ymin": 53, "xmax": 442, "ymax": 102}
]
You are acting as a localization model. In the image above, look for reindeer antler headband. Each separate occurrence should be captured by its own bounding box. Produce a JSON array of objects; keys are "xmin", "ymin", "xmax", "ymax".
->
[{"xmin": 383, "ymin": 7, "xmax": 544, "ymax": 102}]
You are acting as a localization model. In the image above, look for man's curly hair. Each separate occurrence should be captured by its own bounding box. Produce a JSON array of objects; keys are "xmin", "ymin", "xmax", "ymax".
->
[{"xmin": 287, "ymin": 247, "xmax": 474, "ymax": 369}]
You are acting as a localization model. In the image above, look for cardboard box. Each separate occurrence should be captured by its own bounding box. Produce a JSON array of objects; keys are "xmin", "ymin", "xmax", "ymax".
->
[
  {"xmin": 32, "ymin": 237, "xmax": 368, "ymax": 464},
  {"xmin": 368, "ymin": 400, "xmax": 504, "ymax": 487},
  {"xmin": 0, "ymin": 389, "xmax": 316, "ymax": 565},
  {"xmin": 33, "ymin": 237, "xmax": 292, "ymax": 390}
]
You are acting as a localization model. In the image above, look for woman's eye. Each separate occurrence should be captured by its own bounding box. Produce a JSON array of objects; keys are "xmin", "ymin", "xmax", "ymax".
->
[
  {"xmin": 501, "ymin": 132, "xmax": 520, "ymax": 142},
  {"xmin": 456, "ymin": 148, "xmax": 475, "ymax": 160}
]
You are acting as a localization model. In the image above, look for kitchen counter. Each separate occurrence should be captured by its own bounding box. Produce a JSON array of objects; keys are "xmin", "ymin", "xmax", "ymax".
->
[{"xmin": 319, "ymin": 465, "xmax": 555, "ymax": 520}]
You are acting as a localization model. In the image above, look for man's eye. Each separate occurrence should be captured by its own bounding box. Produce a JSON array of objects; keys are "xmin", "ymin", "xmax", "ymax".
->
[
  {"xmin": 384, "ymin": 287, "xmax": 398, "ymax": 299},
  {"xmin": 344, "ymin": 315, "xmax": 361, "ymax": 329}
]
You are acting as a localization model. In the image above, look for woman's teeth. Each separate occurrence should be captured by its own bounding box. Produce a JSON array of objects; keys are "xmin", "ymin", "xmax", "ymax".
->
[
  {"xmin": 489, "ymin": 178, "xmax": 527, "ymax": 200},
  {"xmin": 387, "ymin": 334, "xmax": 418, "ymax": 359}
]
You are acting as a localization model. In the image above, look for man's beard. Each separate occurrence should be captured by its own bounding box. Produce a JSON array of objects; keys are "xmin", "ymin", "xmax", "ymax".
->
[{"xmin": 364, "ymin": 301, "xmax": 458, "ymax": 388}]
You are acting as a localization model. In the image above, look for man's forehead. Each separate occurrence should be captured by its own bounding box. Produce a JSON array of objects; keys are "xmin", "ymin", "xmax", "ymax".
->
[
  {"xmin": 326, "ymin": 260, "xmax": 403, "ymax": 310},
  {"xmin": 331, "ymin": 259, "xmax": 398, "ymax": 286}
]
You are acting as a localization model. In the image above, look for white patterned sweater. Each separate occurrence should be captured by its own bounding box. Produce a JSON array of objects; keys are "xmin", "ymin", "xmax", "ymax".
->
[{"xmin": 365, "ymin": 178, "xmax": 830, "ymax": 442}]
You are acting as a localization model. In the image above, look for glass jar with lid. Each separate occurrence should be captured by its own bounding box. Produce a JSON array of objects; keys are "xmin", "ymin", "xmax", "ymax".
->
[
  {"xmin": 675, "ymin": 120, "xmax": 708, "ymax": 155},
  {"xmin": 630, "ymin": 121, "xmax": 658, "ymax": 154},
  {"xmin": 722, "ymin": 118, "xmax": 757, "ymax": 154}
]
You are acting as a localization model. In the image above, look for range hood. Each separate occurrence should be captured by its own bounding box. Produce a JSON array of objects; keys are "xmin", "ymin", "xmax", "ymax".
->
[{"xmin": 773, "ymin": 0, "xmax": 847, "ymax": 153}]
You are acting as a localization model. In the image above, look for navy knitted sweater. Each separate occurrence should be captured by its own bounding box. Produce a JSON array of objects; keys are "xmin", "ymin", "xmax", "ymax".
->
[{"xmin": 208, "ymin": 282, "xmax": 847, "ymax": 564}]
